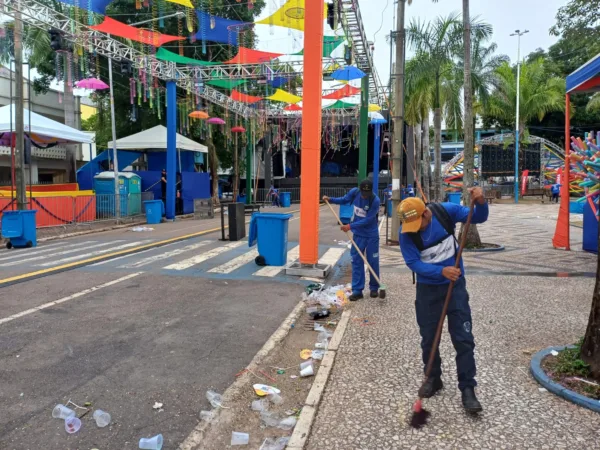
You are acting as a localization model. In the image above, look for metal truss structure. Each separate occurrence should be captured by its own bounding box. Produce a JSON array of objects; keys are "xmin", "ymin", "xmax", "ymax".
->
[{"xmin": 1, "ymin": 0, "xmax": 383, "ymax": 120}]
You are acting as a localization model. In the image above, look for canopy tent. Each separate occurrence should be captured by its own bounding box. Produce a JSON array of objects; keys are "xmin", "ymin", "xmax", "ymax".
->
[
  {"xmin": 107, "ymin": 125, "xmax": 207, "ymax": 153},
  {"xmin": 566, "ymin": 53, "xmax": 600, "ymax": 93},
  {"xmin": 0, "ymin": 104, "xmax": 93, "ymax": 146}
]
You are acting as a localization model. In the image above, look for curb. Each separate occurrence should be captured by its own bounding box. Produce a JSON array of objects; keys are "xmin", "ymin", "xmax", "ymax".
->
[
  {"xmin": 530, "ymin": 345, "xmax": 600, "ymax": 413},
  {"xmin": 179, "ymin": 300, "xmax": 306, "ymax": 450},
  {"xmin": 287, "ymin": 309, "xmax": 352, "ymax": 449},
  {"xmin": 463, "ymin": 244, "xmax": 505, "ymax": 253}
]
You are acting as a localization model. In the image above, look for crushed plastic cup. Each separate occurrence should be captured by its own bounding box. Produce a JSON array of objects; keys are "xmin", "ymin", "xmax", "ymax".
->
[
  {"xmin": 260, "ymin": 437, "xmax": 290, "ymax": 450},
  {"xmin": 206, "ymin": 390, "xmax": 223, "ymax": 408},
  {"xmin": 251, "ymin": 399, "xmax": 269, "ymax": 412},
  {"xmin": 65, "ymin": 416, "xmax": 81, "ymax": 434},
  {"xmin": 93, "ymin": 409, "xmax": 111, "ymax": 428},
  {"xmin": 300, "ymin": 363, "xmax": 314, "ymax": 377},
  {"xmin": 314, "ymin": 323, "xmax": 326, "ymax": 332},
  {"xmin": 300, "ymin": 360, "xmax": 313, "ymax": 371},
  {"xmin": 311, "ymin": 350, "xmax": 325, "ymax": 360},
  {"xmin": 267, "ymin": 393, "xmax": 283, "ymax": 405},
  {"xmin": 139, "ymin": 434, "xmax": 163, "ymax": 450},
  {"xmin": 52, "ymin": 404, "xmax": 76, "ymax": 420},
  {"xmin": 199, "ymin": 410, "xmax": 216, "ymax": 422},
  {"xmin": 277, "ymin": 416, "xmax": 297, "ymax": 430},
  {"xmin": 231, "ymin": 431, "xmax": 249, "ymax": 446},
  {"xmin": 260, "ymin": 410, "xmax": 281, "ymax": 427}
]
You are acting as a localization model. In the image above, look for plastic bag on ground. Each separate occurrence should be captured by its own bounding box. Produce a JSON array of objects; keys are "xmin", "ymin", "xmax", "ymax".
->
[
  {"xmin": 206, "ymin": 390, "xmax": 223, "ymax": 408},
  {"xmin": 277, "ymin": 416, "xmax": 297, "ymax": 430},
  {"xmin": 303, "ymin": 284, "xmax": 351, "ymax": 309},
  {"xmin": 260, "ymin": 437, "xmax": 290, "ymax": 450},
  {"xmin": 199, "ymin": 410, "xmax": 217, "ymax": 422},
  {"xmin": 260, "ymin": 411, "xmax": 282, "ymax": 427},
  {"xmin": 251, "ymin": 399, "xmax": 269, "ymax": 412}
]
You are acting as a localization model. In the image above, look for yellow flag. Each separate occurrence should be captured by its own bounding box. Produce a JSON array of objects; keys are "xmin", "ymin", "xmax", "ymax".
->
[
  {"xmin": 256, "ymin": 0, "xmax": 328, "ymax": 32},
  {"xmin": 165, "ymin": 0, "xmax": 193, "ymax": 8},
  {"xmin": 267, "ymin": 89, "xmax": 302, "ymax": 104}
]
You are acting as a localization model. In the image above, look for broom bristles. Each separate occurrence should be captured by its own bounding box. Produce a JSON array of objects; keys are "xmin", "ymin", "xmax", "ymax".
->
[{"xmin": 409, "ymin": 399, "xmax": 430, "ymax": 429}]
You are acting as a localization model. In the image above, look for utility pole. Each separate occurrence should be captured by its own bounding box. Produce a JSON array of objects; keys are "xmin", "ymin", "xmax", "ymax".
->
[
  {"xmin": 391, "ymin": 0, "xmax": 406, "ymax": 241},
  {"xmin": 14, "ymin": 0, "xmax": 27, "ymax": 211},
  {"xmin": 510, "ymin": 29, "xmax": 528, "ymax": 204}
]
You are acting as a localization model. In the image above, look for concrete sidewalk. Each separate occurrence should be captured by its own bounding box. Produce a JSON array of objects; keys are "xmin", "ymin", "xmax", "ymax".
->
[{"xmin": 306, "ymin": 203, "xmax": 600, "ymax": 449}]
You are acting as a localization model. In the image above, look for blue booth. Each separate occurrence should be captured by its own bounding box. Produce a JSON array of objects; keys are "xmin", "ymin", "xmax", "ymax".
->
[
  {"xmin": 94, "ymin": 172, "xmax": 142, "ymax": 217},
  {"xmin": 1, "ymin": 210, "xmax": 38, "ymax": 249},
  {"xmin": 249, "ymin": 213, "xmax": 293, "ymax": 266}
]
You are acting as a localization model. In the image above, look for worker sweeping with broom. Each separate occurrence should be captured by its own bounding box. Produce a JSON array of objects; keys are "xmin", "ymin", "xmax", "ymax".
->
[
  {"xmin": 398, "ymin": 187, "xmax": 488, "ymax": 421},
  {"xmin": 323, "ymin": 179, "xmax": 381, "ymax": 301}
]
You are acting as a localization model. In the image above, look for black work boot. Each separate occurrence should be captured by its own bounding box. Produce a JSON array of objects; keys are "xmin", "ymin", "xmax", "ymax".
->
[
  {"xmin": 349, "ymin": 292, "xmax": 364, "ymax": 302},
  {"xmin": 461, "ymin": 387, "xmax": 483, "ymax": 413},
  {"xmin": 370, "ymin": 290, "xmax": 379, "ymax": 298},
  {"xmin": 418, "ymin": 376, "xmax": 443, "ymax": 398}
]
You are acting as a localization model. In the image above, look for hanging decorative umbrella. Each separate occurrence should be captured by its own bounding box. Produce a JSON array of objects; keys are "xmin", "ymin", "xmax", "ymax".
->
[
  {"xmin": 331, "ymin": 66, "xmax": 366, "ymax": 81},
  {"xmin": 76, "ymin": 77, "xmax": 109, "ymax": 90},
  {"xmin": 284, "ymin": 104, "xmax": 302, "ymax": 111},
  {"xmin": 207, "ymin": 117, "xmax": 226, "ymax": 125},
  {"xmin": 368, "ymin": 104, "xmax": 382, "ymax": 112},
  {"xmin": 189, "ymin": 110, "xmax": 209, "ymax": 120}
]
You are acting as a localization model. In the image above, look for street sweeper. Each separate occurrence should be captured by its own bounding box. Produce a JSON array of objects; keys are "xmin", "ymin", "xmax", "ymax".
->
[
  {"xmin": 323, "ymin": 179, "xmax": 380, "ymax": 301},
  {"xmin": 398, "ymin": 187, "xmax": 488, "ymax": 414}
]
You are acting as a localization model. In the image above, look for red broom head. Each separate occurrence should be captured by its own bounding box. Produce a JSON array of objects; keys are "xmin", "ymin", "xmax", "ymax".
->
[
  {"xmin": 413, "ymin": 399, "xmax": 422, "ymax": 412},
  {"xmin": 409, "ymin": 399, "xmax": 430, "ymax": 429}
]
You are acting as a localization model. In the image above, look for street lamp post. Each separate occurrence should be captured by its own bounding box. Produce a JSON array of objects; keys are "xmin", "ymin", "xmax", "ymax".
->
[{"xmin": 510, "ymin": 29, "xmax": 528, "ymax": 204}]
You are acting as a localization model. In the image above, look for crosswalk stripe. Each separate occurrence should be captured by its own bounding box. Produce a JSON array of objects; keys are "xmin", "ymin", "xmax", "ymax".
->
[
  {"xmin": 253, "ymin": 245, "xmax": 300, "ymax": 277},
  {"xmin": 118, "ymin": 241, "xmax": 211, "ymax": 269},
  {"xmin": 0, "ymin": 241, "xmax": 122, "ymax": 266},
  {"xmin": 36, "ymin": 241, "xmax": 151, "ymax": 267},
  {"xmin": 0, "ymin": 240, "xmax": 98, "ymax": 263},
  {"xmin": 163, "ymin": 241, "xmax": 245, "ymax": 271},
  {"xmin": 89, "ymin": 243, "xmax": 178, "ymax": 267},
  {"xmin": 208, "ymin": 248, "xmax": 259, "ymax": 274}
]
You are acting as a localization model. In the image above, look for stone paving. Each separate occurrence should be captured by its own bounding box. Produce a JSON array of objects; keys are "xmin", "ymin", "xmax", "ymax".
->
[{"xmin": 307, "ymin": 203, "xmax": 600, "ymax": 449}]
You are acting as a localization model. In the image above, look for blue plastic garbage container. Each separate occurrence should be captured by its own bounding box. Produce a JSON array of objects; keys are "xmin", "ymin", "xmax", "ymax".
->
[
  {"xmin": 253, "ymin": 213, "xmax": 293, "ymax": 265},
  {"xmin": 1, "ymin": 210, "xmax": 37, "ymax": 249},
  {"xmin": 280, "ymin": 192, "xmax": 291, "ymax": 208},
  {"xmin": 448, "ymin": 192, "xmax": 461, "ymax": 204},
  {"xmin": 583, "ymin": 200, "xmax": 598, "ymax": 253},
  {"xmin": 144, "ymin": 200, "xmax": 163, "ymax": 225},
  {"xmin": 339, "ymin": 204, "xmax": 354, "ymax": 224}
]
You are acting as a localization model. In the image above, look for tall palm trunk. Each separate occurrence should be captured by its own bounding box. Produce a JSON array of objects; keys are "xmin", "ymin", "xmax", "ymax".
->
[
  {"xmin": 460, "ymin": 0, "xmax": 482, "ymax": 246},
  {"xmin": 63, "ymin": 78, "xmax": 77, "ymax": 182},
  {"xmin": 422, "ymin": 116, "xmax": 431, "ymax": 202},
  {"xmin": 414, "ymin": 123, "xmax": 422, "ymax": 198}
]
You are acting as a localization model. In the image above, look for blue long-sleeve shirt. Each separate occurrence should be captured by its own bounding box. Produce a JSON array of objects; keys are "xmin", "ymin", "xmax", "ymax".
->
[
  {"xmin": 399, "ymin": 202, "xmax": 489, "ymax": 285},
  {"xmin": 329, "ymin": 188, "xmax": 380, "ymax": 238}
]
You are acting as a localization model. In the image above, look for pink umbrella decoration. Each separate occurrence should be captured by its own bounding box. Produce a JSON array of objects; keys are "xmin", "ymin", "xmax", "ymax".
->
[
  {"xmin": 75, "ymin": 78, "xmax": 109, "ymax": 90},
  {"xmin": 231, "ymin": 126, "xmax": 246, "ymax": 133},
  {"xmin": 207, "ymin": 117, "xmax": 226, "ymax": 125}
]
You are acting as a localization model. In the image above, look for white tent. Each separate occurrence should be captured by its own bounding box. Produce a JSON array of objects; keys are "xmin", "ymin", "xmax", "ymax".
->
[
  {"xmin": 0, "ymin": 104, "xmax": 93, "ymax": 146},
  {"xmin": 108, "ymin": 125, "xmax": 207, "ymax": 153}
]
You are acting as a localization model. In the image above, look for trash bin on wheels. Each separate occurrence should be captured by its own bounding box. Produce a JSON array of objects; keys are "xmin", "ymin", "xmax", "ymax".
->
[
  {"xmin": 339, "ymin": 204, "xmax": 354, "ymax": 224},
  {"xmin": 280, "ymin": 192, "xmax": 291, "ymax": 208},
  {"xmin": 249, "ymin": 213, "xmax": 293, "ymax": 266},
  {"xmin": 143, "ymin": 200, "xmax": 163, "ymax": 225},
  {"xmin": 1, "ymin": 210, "xmax": 38, "ymax": 249}
]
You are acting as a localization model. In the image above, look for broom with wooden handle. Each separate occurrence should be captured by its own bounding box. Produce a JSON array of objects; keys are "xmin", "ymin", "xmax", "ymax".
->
[
  {"xmin": 324, "ymin": 199, "xmax": 386, "ymax": 299},
  {"xmin": 409, "ymin": 199, "xmax": 476, "ymax": 429}
]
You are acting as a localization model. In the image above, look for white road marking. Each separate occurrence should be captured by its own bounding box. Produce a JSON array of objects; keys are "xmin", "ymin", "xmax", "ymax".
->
[
  {"xmin": 0, "ymin": 273, "xmax": 143, "ymax": 326},
  {"xmin": 253, "ymin": 245, "xmax": 300, "ymax": 277},
  {"xmin": 0, "ymin": 240, "xmax": 98, "ymax": 263},
  {"xmin": 0, "ymin": 241, "xmax": 123, "ymax": 266},
  {"xmin": 118, "ymin": 241, "xmax": 211, "ymax": 269},
  {"xmin": 208, "ymin": 248, "xmax": 259, "ymax": 274},
  {"xmin": 163, "ymin": 241, "xmax": 245, "ymax": 270},
  {"xmin": 89, "ymin": 242, "xmax": 178, "ymax": 267},
  {"xmin": 35, "ymin": 241, "xmax": 151, "ymax": 267}
]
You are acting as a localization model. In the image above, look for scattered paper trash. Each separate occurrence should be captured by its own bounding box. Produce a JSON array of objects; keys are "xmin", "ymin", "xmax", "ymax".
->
[
  {"xmin": 253, "ymin": 384, "xmax": 281, "ymax": 397},
  {"xmin": 300, "ymin": 349, "xmax": 313, "ymax": 360},
  {"xmin": 199, "ymin": 410, "xmax": 217, "ymax": 422},
  {"xmin": 260, "ymin": 437, "xmax": 290, "ymax": 450},
  {"xmin": 93, "ymin": 409, "xmax": 111, "ymax": 428},
  {"xmin": 206, "ymin": 390, "xmax": 223, "ymax": 408},
  {"xmin": 303, "ymin": 283, "xmax": 351, "ymax": 309},
  {"xmin": 550, "ymin": 350, "xmax": 559, "ymax": 356},
  {"xmin": 267, "ymin": 393, "xmax": 284, "ymax": 405},
  {"xmin": 139, "ymin": 433, "xmax": 163, "ymax": 450},
  {"xmin": 65, "ymin": 416, "xmax": 81, "ymax": 434},
  {"xmin": 131, "ymin": 226, "xmax": 154, "ymax": 232},
  {"xmin": 52, "ymin": 404, "xmax": 76, "ymax": 420},
  {"xmin": 277, "ymin": 416, "xmax": 297, "ymax": 430},
  {"xmin": 251, "ymin": 399, "xmax": 269, "ymax": 412},
  {"xmin": 152, "ymin": 402, "xmax": 164, "ymax": 411},
  {"xmin": 231, "ymin": 431, "xmax": 250, "ymax": 446}
]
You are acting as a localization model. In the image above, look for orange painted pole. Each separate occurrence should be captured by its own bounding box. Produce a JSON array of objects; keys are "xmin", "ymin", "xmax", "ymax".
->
[{"xmin": 299, "ymin": 0, "xmax": 325, "ymax": 265}]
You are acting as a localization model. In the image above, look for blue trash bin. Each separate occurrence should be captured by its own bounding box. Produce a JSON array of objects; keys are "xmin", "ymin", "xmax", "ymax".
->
[
  {"xmin": 144, "ymin": 200, "xmax": 163, "ymax": 225},
  {"xmin": 252, "ymin": 213, "xmax": 293, "ymax": 265},
  {"xmin": 340, "ymin": 204, "xmax": 354, "ymax": 224},
  {"xmin": 280, "ymin": 192, "xmax": 291, "ymax": 208},
  {"xmin": 448, "ymin": 192, "xmax": 461, "ymax": 204},
  {"xmin": 1, "ymin": 210, "xmax": 37, "ymax": 249},
  {"xmin": 583, "ymin": 200, "xmax": 598, "ymax": 253}
]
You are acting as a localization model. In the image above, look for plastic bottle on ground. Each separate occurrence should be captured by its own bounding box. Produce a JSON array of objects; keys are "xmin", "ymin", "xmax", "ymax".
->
[{"xmin": 206, "ymin": 390, "xmax": 223, "ymax": 408}]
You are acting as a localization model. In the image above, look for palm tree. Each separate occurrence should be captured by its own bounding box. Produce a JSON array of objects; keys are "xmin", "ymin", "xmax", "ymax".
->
[{"xmin": 487, "ymin": 58, "xmax": 565, "ymax": 138}]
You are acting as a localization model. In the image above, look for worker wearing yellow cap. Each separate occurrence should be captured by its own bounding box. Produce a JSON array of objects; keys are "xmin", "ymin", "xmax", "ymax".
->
[{"xmin": 398, "ymin": 187, "xmax": 488, "ymax": 414}]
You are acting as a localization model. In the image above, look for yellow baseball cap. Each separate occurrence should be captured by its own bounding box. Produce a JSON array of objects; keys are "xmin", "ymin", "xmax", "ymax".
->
[{"xmin": 397, "ymin": 197, "xmax": 426, "ymax": 233}]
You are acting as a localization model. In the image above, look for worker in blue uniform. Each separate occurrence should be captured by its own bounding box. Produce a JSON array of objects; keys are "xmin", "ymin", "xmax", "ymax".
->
[{"xmin": 323, "ymin": 179, "xmax": 381, "ymax": 301}]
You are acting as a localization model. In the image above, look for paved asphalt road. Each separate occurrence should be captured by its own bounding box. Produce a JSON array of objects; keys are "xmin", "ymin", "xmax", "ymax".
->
[{"xmin": 0, "ymin": 206, "xmax": 354, "ymax": 449}]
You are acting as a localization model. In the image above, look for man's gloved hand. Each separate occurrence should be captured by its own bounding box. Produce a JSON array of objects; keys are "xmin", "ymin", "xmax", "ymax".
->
[
  {"xmin": 340, "ymin": 224, "xmax": 351, "ymax": 232},
  {"xmin": 442, "ymin": 266, "xmax": 461, "ymax": 282}
]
